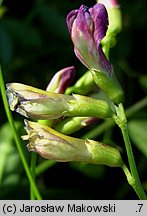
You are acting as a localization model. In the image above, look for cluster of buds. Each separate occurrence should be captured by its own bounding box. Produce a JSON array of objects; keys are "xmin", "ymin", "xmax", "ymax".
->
[{"xmin": 6, "ymin": 1, "xmax": 124, "ymax": 168}]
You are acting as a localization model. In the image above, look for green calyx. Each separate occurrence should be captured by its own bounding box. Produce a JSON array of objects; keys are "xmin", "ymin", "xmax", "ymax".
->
[
  {"xmin": 86, "ymin": 139, "xmax": 123, "ymax": 167},
  {"xmin": 91, "ymin": 69, "xmax": 124, "ymax": 104}
]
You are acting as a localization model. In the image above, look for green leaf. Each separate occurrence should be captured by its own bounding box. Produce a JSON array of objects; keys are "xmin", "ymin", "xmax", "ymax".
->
[{"xmin": 128, "ymin": 119, "xmax": 147, "ymax": 157}]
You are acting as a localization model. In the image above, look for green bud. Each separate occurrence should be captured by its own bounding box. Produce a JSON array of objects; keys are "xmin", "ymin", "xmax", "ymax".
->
[
  {"xmin": 22, "ymin": 120, "xmax": 123, "ymax": 167},
  {"xmin": 6, "ymin": 83, "xmax": 113, "ymax": 119},
  {"xmin": 65, "ymin": 70, "xmax": 95, "ymax": 95},
  {"xmin": 55, "ymin": 117, "xmax": 98, "ymax": 135}
]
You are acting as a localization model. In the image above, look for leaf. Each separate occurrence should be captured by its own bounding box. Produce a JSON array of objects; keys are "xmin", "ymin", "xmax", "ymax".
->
[{"xmin": 128, "ymin": 119, "xmax": 147, "ymax": 157}]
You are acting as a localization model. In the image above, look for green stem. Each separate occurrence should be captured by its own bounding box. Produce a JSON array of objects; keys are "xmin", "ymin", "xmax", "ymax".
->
[
  {"xmin": 30, "ymin": 152, "xmax": 37, "ymax": 200},
  {"xmin": 114, "ymin": 103, "xmax": 146, "ymax": 199},
  {"xmin": 122, "ymin": 163, "xmax": 134, "ymax": 187},
  {"xmin": 0, "ymin": 66, "xmax": 42, "ymax": 200}
]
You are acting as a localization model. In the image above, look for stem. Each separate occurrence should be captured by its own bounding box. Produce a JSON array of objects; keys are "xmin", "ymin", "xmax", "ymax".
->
[
  {"xmin": 122, "ymin": 163, "xmax": 134, "ymax": 187},
  {"xmin": 30, "ymin": 152, "xmax": 37, "ymax": 200},
  {"xmin": 114, "ymin": 103, "xmax": 146, "ymax": 199},
  {"xmin": 121, "ymin": 123, "xmax": 146, "ymax": 199},
  {"xmin": 0, "ymin": 66, "xmax": 42, "ymax": 200}
]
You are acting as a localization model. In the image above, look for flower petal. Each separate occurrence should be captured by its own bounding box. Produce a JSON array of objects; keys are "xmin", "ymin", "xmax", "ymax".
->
[
  {"xmin": 46, "ymin": 66, "xmax": 76, "ymax": 93},
  {"xmin": 75, "ymin": 5, "xmax": 93, "ymax": 39},
  {"xmin": 91, "ymin": 3, "xmax": 108, "ymax": 48},
  {"xmin": 66, "ymin": 9, "xmax": 78, "ymax": 33}
]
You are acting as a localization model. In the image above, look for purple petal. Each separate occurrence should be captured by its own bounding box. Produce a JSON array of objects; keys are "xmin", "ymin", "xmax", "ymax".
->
[
  {"xmin": 75, "ymin": 5, "xmax": 93, "ymax": 40},
  {"xmin": 98, "ymin": 46, "xmax": 112, "ymax": 75},
  {"xmin": 66, "ymin": 3, "xmax": 112, "ymax": 76},
  {"xmin": 57, "ymin": 66, "xmax": 76, "ymax": 93},
  {"xmin": 91, "ymin": 3, "xmax": 108, "ymax": 49},
  {"xmin": 46, "ymin": 66, "xmax": 76, "ymax": 93},
  {"xmin": 66, "ymin": 9, "xmax": 78, "ymax": 33}
]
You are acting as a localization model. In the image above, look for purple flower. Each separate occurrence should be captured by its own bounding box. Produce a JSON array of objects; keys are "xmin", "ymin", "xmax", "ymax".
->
[
  {"xmin": 66, "ymin": 3, "xmax": 112, "ymax": 76},
  {"xmin": 46, "ymin": 66, "xmax": 76, "ymax": 93}
]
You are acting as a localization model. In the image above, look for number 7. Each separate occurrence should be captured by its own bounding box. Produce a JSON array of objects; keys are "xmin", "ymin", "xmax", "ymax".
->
[{"xmin": 138, "ymin": 204, "xmax": 143, "ymax": 212}]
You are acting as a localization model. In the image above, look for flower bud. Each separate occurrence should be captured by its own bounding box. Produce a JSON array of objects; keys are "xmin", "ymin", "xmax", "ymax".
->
[
  {"xmin": 40, "ymin": 66, "xmax": 75, "ymax": 127},
  {"xmin": 66, "ymin": 3, "xmax": 112, "ymax": 76},
  {"xmin": 55, "ymin": 117, "xmax": 98, "ymax": 135},
  {"xmin": 46, "ymin": 66, "xmax": 76, "ymax": 93},
  {"xmin": 65, "ymin": 70, "xmax": 96, "ymax": 95},
  {"xmin": 6, "ymin": 83, "xmax": 113, "ymax": 120},
  {"xmin": 22, "ymin": 120, "xmax": 91, "ymax": 162},
  {"xmin": 6, "ymin": 83, "xmax": 70, "ymax": 120},
  {"xmin": 22, "ymin": 120, "xmax": 123, "ymax": 167},
  {"xmin": 67, "ymin": 3, "xmax": 123, "ymax": 104}
]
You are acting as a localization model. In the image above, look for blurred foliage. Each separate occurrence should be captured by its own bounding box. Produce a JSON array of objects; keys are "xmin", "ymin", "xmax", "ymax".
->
[
  {"xmin": 128, "ymin": 119, "xmax": 147, "ymax": 158},
  {"xmin": 0, "ymin": 0, "xmax": 147, "ymax": 199}
]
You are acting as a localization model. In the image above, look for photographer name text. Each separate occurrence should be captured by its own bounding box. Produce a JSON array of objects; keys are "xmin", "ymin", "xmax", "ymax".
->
[{"xmin": 21, "ymin": 203, "xmax": 115, "ymax": 213}]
